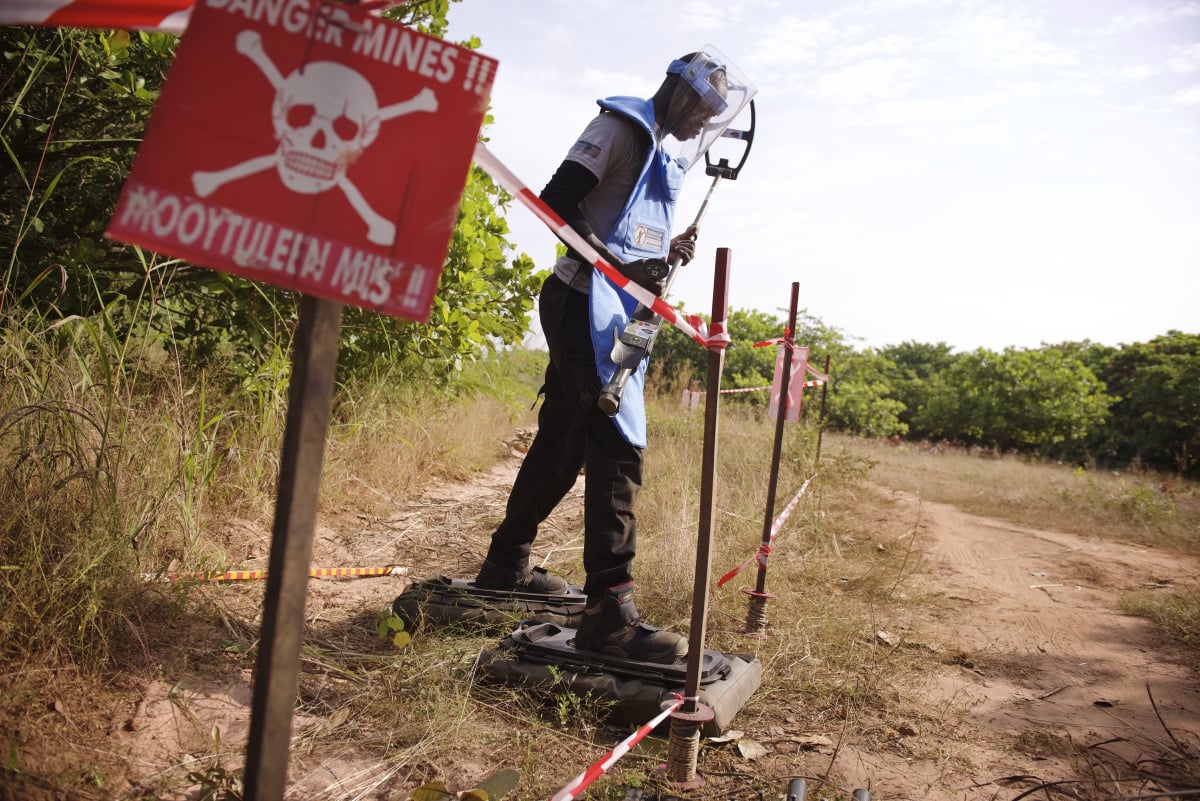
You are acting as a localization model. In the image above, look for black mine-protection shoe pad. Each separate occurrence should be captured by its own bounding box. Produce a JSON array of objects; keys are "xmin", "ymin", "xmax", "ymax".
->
[
  {"xmin": 392, "ymin": 576, "xmax": 587, "ymax": 630},
  {"xmin": 503, "ymin": 622, "xmax": 729, "ymax": 686},
  {"xmin": 478, "ymin": 623, "xmax": 762, "ymax": 736}
]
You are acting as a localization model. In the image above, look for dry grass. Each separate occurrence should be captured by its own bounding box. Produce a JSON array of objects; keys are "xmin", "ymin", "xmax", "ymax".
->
[
  {"xmin": 321, "ymin": 383, "xmax": 521, "ymax": 518},
  {"xmin": 17, "ymin": 391, "xmax": 917, "ymax": 801},
  {"xmin": 0, "ymin": 311, "xmax": 541, "ymax": 800},
  {"xmin": 831, "ymin": 435, "xmax": 1200, "ymax": 555},
  {"xmin": 208, "ymin": 398, "xmax": 926, "ymax": 801},
  {"xmin": 18, "ymin": 342, "xmax": 1198, "ymax": 800}
]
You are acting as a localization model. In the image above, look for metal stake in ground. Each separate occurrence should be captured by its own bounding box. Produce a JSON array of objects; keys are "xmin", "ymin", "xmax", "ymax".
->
[
  {"xmin": 243, "ymin": 295, "xmax": 343, "ymax": 801},
  {"xmin": 744, "ymin": 282, "xmax": 800, "ymax": 634},
  {"xmin": 664, "ymin": 247, "xmax": 732, "ymax": 786}
]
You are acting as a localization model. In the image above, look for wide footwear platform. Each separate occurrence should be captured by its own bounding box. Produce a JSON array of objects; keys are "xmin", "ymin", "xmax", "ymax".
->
[
  {"xmin": 392, "ymin": 575, "xmax": 587, "ymax": 630},
  {"xmin": 478, "ymin": 622, "xmax": 762, "ymax": 736}
]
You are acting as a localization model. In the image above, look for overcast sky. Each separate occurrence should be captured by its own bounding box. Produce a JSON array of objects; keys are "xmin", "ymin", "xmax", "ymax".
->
[{"xmin": 444, "ymin": 0, "xmax": 1199, "ymax": 353}]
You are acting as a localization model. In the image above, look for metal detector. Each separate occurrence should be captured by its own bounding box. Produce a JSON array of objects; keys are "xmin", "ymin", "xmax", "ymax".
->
[{"xmin": 596, "ymin": 99, "xmax": 756, "ymax": 416}]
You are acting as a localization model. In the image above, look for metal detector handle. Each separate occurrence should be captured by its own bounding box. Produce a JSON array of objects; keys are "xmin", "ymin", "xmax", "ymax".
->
[{"xmin": 706, "ymin": 98, "xmax": 755, "ymax": 179}]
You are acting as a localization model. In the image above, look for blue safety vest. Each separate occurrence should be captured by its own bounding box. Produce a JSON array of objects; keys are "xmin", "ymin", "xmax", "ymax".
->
[{"xmin": 588, "ymin": 96, "xmax": 686, "ymax": 448}]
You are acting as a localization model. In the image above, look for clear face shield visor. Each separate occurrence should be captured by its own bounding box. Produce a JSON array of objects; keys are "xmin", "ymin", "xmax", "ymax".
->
[{"xmin": 660, "ymin": 46, "xmax": 757, "ymax": 171}]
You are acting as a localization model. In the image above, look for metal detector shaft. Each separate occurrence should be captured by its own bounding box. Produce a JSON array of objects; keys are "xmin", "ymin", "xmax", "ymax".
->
[{"xmin": 595, "ymin": 101, "xmax": 755, "ymax": 417}]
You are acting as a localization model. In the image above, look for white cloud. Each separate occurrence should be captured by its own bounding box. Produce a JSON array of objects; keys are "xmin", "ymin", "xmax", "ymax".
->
[
  {"xmin": 1169, "ymin": 84, "xmax": 1200, "ymax": 105},
  {"xmin": 1176, "ymin": 1, "xmax": 1200, "ymax": 18},
  {"xmin": 577, "ymin": 66, "xmax": 654, "ymax": 96},
  {"xmin": 674, "ymin": 0, "xmax": 753, "ymax": 32},
  {"xmin": 836, "ymin": 33, "xmax": 917, "ymax": 64},
  {"xmin": 996, "ymin": 74, "xmax": 1105, "ymax": 98},
  {"xmin": 872, "ymin": 92, "xmax": 1005, "ymax": 136},
  {"xmin": 1087, "ymin": 8, "xmax": 1171, "ymax": 37},
  {"xmin": 942, "ymin": 6, "xmax": 1078, "ymax": 74},
  {"xmin": 810, "ymin": 56, "xmax": 924, "ymax": 105},
  {"xmin": 873, "ymin": 95, "xmax": 954, "ymax": 129},
  {"xmin": 1169, "ymin": 43, "xmax": 1200, "ymax": 73},
  {"xmin": 1110, "ymin": 64, "xmax": 1161, "ymax": 81},
  {"xmin": 841, "ymin": 0, "xmax": 958, "ymax": 16},
  {"xmin": 754, "ymin": 14, "xmax": 844, "ymax": 66}
]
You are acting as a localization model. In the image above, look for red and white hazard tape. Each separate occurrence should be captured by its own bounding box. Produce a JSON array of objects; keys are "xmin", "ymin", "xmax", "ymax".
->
[
  {"xmin": 3, "ymin": 0, "xmax": 194, "ymax": 33},
  {"xmin": 717, "ymin": 473, "xmax": 817, "ymax": 588},
  {"xmin": 550, "ymin": 696, "xmax": 685, "ymax": 801},
  {"xmin": 719, "ymin": 385, "xmax": 772, "ymax": 394},
  {"xmin": 2, "ymin": 0, "xmax": 394, "ymax": 35},
  {"xmin": 473, "ymin": 143, "xmax": 728, "ymax": 351},
  {"xmin": 710, "ymin": 381, "xmax": 825, "ymax": 395},
  {"xmin": 142, "ymin": 565, "xmax": 408, "ymax": 582},
  {"xmin": 753, "ymin": 336, "xmax": 831, "ymax": 384}
]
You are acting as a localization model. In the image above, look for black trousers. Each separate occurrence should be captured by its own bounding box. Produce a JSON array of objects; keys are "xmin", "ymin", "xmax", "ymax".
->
[{"xmin": 484, "ymin": 273, "xmax": 643, "ymax": 596}]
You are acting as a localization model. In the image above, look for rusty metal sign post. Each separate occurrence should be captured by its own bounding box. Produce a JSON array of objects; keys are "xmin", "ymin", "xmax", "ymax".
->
[
  {"xmin": 664, "ymin": 247, "xmax": 732, "ymax": 786},
  {"xmin": 744, "ymin": 281, "xmax": 800, "ymax": 634}
]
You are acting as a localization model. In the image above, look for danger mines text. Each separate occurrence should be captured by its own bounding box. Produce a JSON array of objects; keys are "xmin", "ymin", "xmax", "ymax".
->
[{"xmin": 201, "ymin": 0, "xmax": 472, "ymax": 86}]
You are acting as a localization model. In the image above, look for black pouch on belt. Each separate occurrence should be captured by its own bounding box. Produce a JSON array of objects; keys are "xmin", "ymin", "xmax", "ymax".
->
[{"xmin": 618, "ymin": 258, "xmax": 670, "ymax": 295}]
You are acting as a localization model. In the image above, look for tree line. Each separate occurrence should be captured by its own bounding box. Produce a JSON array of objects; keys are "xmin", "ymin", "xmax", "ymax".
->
[{"xmin": 653, "ymin": 311, "xmax": 1199, "ymax": 478}]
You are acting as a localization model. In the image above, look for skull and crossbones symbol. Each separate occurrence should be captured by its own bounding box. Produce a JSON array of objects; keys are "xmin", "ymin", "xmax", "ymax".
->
[{"xmin": 192, "ymin": 30, "xmax": 438, "ymax": 246}]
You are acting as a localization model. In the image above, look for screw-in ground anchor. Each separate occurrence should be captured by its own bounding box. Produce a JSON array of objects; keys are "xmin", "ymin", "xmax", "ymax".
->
[
  {"xmin": 658, "ymin": 700, "xmax": 715, "ymax": 785},
  {"xmin": 742, "ymin": 589, "xmax": 774, "ymax": 634}
]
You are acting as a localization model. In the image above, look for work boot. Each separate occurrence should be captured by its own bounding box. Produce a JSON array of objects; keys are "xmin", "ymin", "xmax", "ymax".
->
[
  {"xmin": 473, "ymin": 560, "xmax": 568, "ymax": 594},
  {"xmin": 574, "ymin": 582, "xmax": 688, "ymax": 663}
]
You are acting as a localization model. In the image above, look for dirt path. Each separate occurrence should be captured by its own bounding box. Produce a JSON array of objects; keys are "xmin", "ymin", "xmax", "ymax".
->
[
  {"xmin": 115, "ymin": 465, "xmax": 1199, "ymax": 800},
  {"xmin": 834, "ymin": 486, "xmax": 1200, "ymax": 799}
]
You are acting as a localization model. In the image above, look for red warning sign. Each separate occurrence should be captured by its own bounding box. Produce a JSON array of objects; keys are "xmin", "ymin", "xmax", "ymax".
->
[{"xmin": 106, "ymin": 0, "xmax": 496, "ymax": 321}]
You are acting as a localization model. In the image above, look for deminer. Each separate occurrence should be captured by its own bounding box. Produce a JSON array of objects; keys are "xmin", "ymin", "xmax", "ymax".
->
[{"xmin": 473, "ymin": 49, "xmax": 754, "ymax": 664}]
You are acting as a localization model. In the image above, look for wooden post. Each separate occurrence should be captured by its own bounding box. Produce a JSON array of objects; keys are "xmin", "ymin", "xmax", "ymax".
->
[{"xmin": 243, "ymin": 295, "xmax": 343, "ymax": 801}]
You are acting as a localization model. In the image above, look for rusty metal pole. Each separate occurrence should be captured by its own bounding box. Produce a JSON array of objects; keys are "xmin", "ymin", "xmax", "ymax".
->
[
  {"xmin": 243, "ymin": 295, "xmax": 343, "ymax": 801},
  {"xmin": 813, "ymin": 353, "xmax": 831, "ymax": 470},
  {"xmin": 664, "ymin": 248, "xmax": 731, "ymax": 786},
  {"xmin": 744, "ymin": 282, "xmax": 800, "ymax": 634}
]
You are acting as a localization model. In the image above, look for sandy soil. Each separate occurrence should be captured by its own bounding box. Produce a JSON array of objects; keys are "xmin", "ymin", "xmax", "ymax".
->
[
  {"xmin": 829, "ymin": 484, "xmax": 1200, "ymax": 800},
  {"xmin": 113, "ymin": 461, "xmax": 1200, "ymax": 800}
]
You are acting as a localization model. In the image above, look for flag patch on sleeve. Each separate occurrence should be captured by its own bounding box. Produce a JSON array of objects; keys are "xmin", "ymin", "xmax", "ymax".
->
[{"xmin": 571, "ymin": 140, "xmax": 603, "ymax": 158}]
